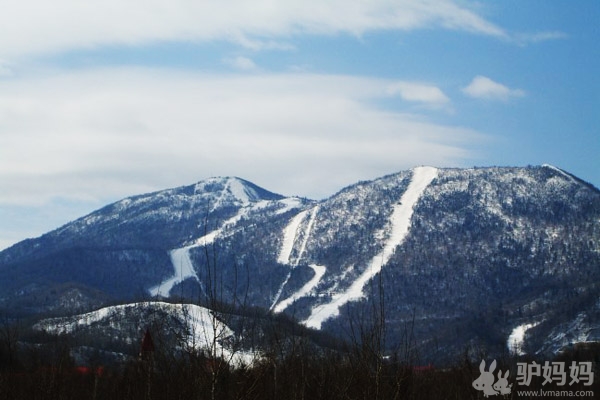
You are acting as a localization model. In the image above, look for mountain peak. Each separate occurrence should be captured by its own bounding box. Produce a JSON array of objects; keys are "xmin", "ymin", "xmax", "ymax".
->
[
  {"xmin": 1, "ymin": 165, "xmax": 598, "ymax": 364},
  {"xmin": 195, "ymin": 176, "xmax": 284, "ymax": 206}
]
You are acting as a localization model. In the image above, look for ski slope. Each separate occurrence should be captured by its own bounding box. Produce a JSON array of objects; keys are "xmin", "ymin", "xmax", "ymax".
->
[
  {"xmin": 149, "ymin": 207, "xmax": 254, "ymax": 297},
  {"xmin": 149, "ymin": 245, "xmax": 201, "ymax": 297},
  {"xmin": 508, "ymin": 321, "xmax": 540, "ymax": 355},
  {"xmin": 273, "ymin": 264, "xmax": 326, "ymax": 313},
  {"xmin": 277, "ymin": 210, "xmax": 310, "ymax": 265},
  {"xmin": 151, "ymin": 197, "xmax": 302, "ymax": 298},
  {"xmin": 35, "ymin": 301, "xmax": 255, "ymax": 366},
  {"xmin": 270, "ymin": 206, "xmax": 321, "ymax": 310},
  {"xmin": 304, "ymin": 166, "xmax": 438, "ymax": 329}
]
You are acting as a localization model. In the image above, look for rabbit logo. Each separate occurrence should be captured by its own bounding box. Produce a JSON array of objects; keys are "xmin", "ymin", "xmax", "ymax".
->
[
  {"xmin": 493, "ymin": 370, "xmax": 512, "ymax": 395},
  {"xmin": 472, "ymin": 360, "xmax": 512, "ymax": 397}
]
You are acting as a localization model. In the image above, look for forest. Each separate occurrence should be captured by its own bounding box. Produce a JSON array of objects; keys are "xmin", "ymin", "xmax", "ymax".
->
[{"xmin": 1, "ymin": 301, "xmax": 599, "ymax": 400}]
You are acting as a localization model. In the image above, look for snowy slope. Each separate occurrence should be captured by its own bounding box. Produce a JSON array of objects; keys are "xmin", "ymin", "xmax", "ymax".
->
[
  {"xmin": 2, "ymin": 165, "xmax": 599, "ymax": 364},
  {"xmin": 507, "ymin": 322, "xmax": 540, "ymax": 355},
  {"xmin": 35, "ymin": 301, "xmax": 255, "ymax": 365},
  {"xmin": 149, "ymin": 179, "xmax": 305, "ymax": 297},
  {"xmin": 273, "ymin": 264, "xmax": 326, "ymax": 313},
  {"xmin": 304, "ymin": 166, "xmax": 438, "ymax": 329},
  {"xmin": 270, "ymin": 206, "xmax": 321, "ymax": 309}
]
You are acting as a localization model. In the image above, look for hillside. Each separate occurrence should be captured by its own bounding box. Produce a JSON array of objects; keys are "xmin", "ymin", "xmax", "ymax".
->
[{"xmin": 1, "ymin": 165, "xmax": 599, "ymax": 363}]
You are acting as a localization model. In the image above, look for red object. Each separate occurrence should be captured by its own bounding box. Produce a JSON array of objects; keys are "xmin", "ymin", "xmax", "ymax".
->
[
  {"xmin": 412, "ymin": 364, "xmax": 434, "ymax": 373},
  {"xmin": 75, "ymin": 366, "xmax": 90, "ymax": 375},
  {"xmin": 74, "ymin": 366, "xmax": 104, "ymax": 377}
]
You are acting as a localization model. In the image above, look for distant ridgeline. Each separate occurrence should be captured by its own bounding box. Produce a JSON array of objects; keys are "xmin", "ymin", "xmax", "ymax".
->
[{"xmin": 1, "ymin": 165, "xmax": 599, "ymax": 363}]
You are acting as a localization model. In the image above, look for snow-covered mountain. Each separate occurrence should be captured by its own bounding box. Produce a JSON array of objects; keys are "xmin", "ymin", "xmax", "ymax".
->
[
  {"xmin": 34, "ymin": 301, "xmax": 255, "ymax": 366},
  {"xmin": 1, "ymin": 166, "xmax": 599, "ymax": 363}
]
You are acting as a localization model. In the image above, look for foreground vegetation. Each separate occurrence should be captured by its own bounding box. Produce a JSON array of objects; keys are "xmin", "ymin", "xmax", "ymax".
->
[
  {"xmin": 0, "ymin": 345, "xmax": 482, "ymax": 400},
  {"xmin": 2, "ymin": 319, "xmax": 599, "ymax": 400}
]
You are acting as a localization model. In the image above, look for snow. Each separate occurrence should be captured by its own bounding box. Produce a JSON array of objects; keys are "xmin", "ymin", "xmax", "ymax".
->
[
  {"xmin": 206, "ymin": 177, "xmax": 250, "ymax": 211},
  {"xmin": 542, "ymin": 164, "xmax": 575, "ymax": 182},
  {"xmin": 538, "ymin": 312, "xmax": 599, "ymax": 355},
  {"xmin": 508, "ymin": 322, "xmax": 539, "ymax": 355},
  {"xmin": 273, "ymin": 264, "xmax": 326, "ymax": 313},
  {"xmin": 303, "ymin": 166, "xmax": 438, "ymax": 329},
  {"xmin": 149, "ymin": 207, "xmax": 245, "ymax": 297},
  {"xmin": 150, "ymin": 201, "xmax": 257, "ymax": 297},
  {"xmin": 275, "ymin": 197, "xmax": 305, "ymax": 215},
  {"xmin": 149, "ymin": 246, "xmax": 201, "ymax": 297},
  {"xmin": 205, "ymin": 177, "xmax": 261, "ymax": 210},
  {"xmin": 277, "ymin": 210, "xmax": 309, "ymax": 265},
  {"xmin": 270, "ymin": 206, "xmax": 320, "ymax": 310},
  {"xmin": 228, "ymin": 177, "xmax": 256, "ymax": 204},
  {"xmin": 151, "ymin": 189, "xmax": 305, "ymax": 298},
  {"xmin": 35, "ymin": 301, "xmax": 256, "ymax": 366},
  {"xmin": 296, "ymin": 206, "xmax": 319, "ymax": 264}
]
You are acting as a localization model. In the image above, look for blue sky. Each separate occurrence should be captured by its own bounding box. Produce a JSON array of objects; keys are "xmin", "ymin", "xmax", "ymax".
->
[{"xmin": 1, "ymin": 0, "xmax": 598, "ymax": 250}]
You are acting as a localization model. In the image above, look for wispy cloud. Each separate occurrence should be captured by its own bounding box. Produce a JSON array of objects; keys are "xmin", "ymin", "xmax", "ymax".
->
[
  {"xmin": 0, "ymin": 59, "xmax": 13, "ymax": 77},
  {"xmin": 514, "ymin": 31, "xmax": 568, "ymax": 46},
  {"xmin": 224, "ymin": 56, "xmax": 258, "ymax": 71},
  {"xmin": 0, "ymin": 1, "xmax": 506, "ymax": 60},
  {"xmin": 387, "ymin": 81, "xmax": 450, "ymax": 106},
  {"xmin": 462, "ymin": 76, "xmax": 525, "ymax": 101},
  {"xmin": 0, "ymin": 68, "xmax": 485, "ymax": 207}
]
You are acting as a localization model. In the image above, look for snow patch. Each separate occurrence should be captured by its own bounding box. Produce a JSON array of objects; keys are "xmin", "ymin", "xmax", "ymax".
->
[
  {"xmin": 205, "ymin": 177, "xmax": 252, "ymax": 211},
  {"xmin": 304, "ymin": 166, "xmax": 438, "ymax": 329},
  {"xmin": 275, "ymin": 197, "xmax": 305, "ymax": 214},
  {"xmin": 228, "ymin": 177, "xmax": 256, "ymax": 204},
  {"xmin": 149, "ymin": 246, "xmax": 201, "ymax": 297},
  {"xmin": 277, "ymin": 210, "xmax": 309, "ymax": 265},
  {"xmin": 270, "ymin": 206, "xmax": 320, "ymax": 309},
  {"xmin": 538, "ymin": 312, "xmax": 599, "ymax": 355},
  {"xmin": 273, "ymin": 264, "xmax": 326, "ymax": 313},
  {"xmin": 542, "ymin": 164, "xmax": 575, "ymax": 183},
  {"xmin": 508, "ymin": 322, "xmax": 540, "ymax": 355},
  {"xmin": 151, "ymin": 195, "xmax": 304, "ymax": 298},
  {"xmin": 35, "ymin": 302, "xmax": 255, "ymax": 366},
  {"xmin": 296, "ymin": 206, "xmax": 319, "ymax": 264},
  {"xmin": 150, "ymin": 206, "xmax": 249, "ymax": 297}
]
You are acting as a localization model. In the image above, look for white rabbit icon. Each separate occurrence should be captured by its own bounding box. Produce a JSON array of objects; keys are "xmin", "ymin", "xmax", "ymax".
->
[
  {"xmin": 493, "ymin": 370, "xmax": 512, "ymax": 395},
  {"xmin": 472, "ymin": 359, "xmax": 499, "ymax": 397}
]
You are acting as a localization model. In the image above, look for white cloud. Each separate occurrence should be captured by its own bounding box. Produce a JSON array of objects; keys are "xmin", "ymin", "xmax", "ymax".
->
[
  {"xmin": 387, "ymin": 81, "xmax": 450, "ymax": 105},
  {"xmin": 0, "ymin": 59, "xmax": 13, "ymax": 77},
  {"xmin": 224, "ymin": 56, "xmax": 258, "ymax": 71},
  {"xmin": 0, "ymin": 0, "xmax": 505, "ymax": 60},
  {"xmin": 515, "ymin": 31, "xmax": 568, "ymax": 45},
  {"xmin": 0, "ymin": 0, "xmax": 506, "ymax": 249},
  {"xmin": 462, "ymin": 75, "xmax": 525, "ymax": 101},
  {"xmin": 0, "ymin": 68, "xmax": 485, "ymax": 205}
]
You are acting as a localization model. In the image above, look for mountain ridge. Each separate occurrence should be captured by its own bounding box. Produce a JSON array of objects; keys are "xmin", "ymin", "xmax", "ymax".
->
[{"xmin": 1, "ymin": 165, "xmax": 599, "ymax": 362}]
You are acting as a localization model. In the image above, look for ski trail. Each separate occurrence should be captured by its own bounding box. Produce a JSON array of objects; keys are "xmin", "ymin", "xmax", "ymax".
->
[
  {"xmin": 304, "ymin": 166, "xmax": 438, "ymax": 329},
  {"xmin": 149, "ymin": 245, "xmax": 200, "ymax": 297},
  {"xmin": 508, "ymin": 321, "xmax": 540, "ymax": 355},
  {"xmin": 270, "ymin": 206, "xmax": 320, "ymax": 310},
  {"xmin": 151, "ymin": 197, "xmax": 303, "ymax": 298},
  {"xmin": 273, "ymin": 264, "xmax": 326, "ymax": 313},
  {"xmin": 295, "ymin": 206, "xmax": 319, "ymax": 265},
  {"xmin": 277, "ymin": 210, "xmax": 309, "ymax": 265},
  {"xmin": 197, "ymin": 207, "xmax": 250, "ymax": 246},
  {"xmin": 210, "ymin": 179, "xmax": 231, "ymax": 212},
  {"xmin": 149, "ymin": 207, "xmax": 248, "ymax": 297},
  {"xmin": 275, "ymin": 197, "xmax": 305, "ymax": 215}
]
